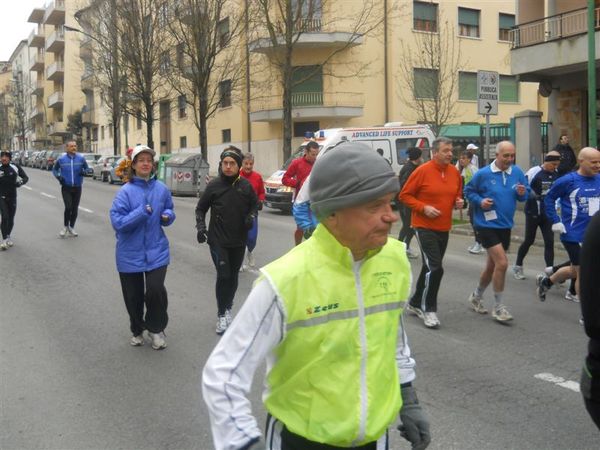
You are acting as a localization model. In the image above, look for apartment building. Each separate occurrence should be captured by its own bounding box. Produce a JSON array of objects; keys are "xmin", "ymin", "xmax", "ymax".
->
[
  {"xmin": 510, "ymin": 0, "xmax": 599, "ymax": 150},
  {"xmin": 72, "ymin": 0, "xmax": 544, "ymax": 176},
  {"xmin": 25, "ymin": 0, "xmax": 85, "ymax": 150}
]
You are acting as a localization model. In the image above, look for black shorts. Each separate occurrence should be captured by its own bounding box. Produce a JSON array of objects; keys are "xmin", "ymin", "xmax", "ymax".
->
[
  {"xmin": 474, "ymin": 227, "xmax": 511, "ymax": 251},
  {"xmin": 562, "ymin": 241, "xmax": 581, "ymax": 265}
]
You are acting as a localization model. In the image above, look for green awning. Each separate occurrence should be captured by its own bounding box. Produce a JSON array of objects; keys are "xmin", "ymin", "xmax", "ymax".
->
[{"xmin": 439, "ymin": 124, "xmax": 481, "ymax": 138}]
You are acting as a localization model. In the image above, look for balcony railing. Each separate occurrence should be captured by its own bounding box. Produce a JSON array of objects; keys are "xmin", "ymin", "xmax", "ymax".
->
[
  {"xmin": 251, "ymin": 91, "xmax": 364, "ymax": 112},
  {"xmin": 29, "ymin": 54, "xmax": 45, "ymax": 71},
  {"xmin": 32, "ymin": 81, "xmax": 45, "ymax": 96},
  {"xmin": 46, "ymin": 61, "xmax": 64, "ymax": 80},
  {"xmin": 510, "ymin": 6, "xmax": 600, "ymax": 49},
  {"xmin": 48, "ymin": 121, "xmax": 66, "ymax": 136},
  {"xmin": 28, "ymin": 28, "xmax": 45, "ymax": 48},
  {"xmin": 46, "ymin": 28, "xmax": 65, "ymax": 53},
  {"xmin": 48, "ymin": 90, "xmax": 64, "ymax": 108},
  {"xmin": 44, "ymin": 0, "xmax": 65, "ymax": 26}
]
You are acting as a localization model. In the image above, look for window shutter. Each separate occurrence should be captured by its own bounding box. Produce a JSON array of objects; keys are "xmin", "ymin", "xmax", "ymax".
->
[
  {"xmin": 459, "ymin": 8, "xmax": 479, "ymax": 26},
  {"xmin": 414, "ymin": 1, "xmax": 437, "ymax": 21}
]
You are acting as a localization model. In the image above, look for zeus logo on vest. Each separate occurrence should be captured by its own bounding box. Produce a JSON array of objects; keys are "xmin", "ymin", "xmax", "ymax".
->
[{"xmin": 306, "ymin": 303, "xmax": 339, "ymax": 315}]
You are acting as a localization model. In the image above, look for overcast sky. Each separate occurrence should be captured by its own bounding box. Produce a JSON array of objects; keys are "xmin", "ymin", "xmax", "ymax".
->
[{"xmin": 0, "ymin": 1, "xmax": 44, "ymax": 61}]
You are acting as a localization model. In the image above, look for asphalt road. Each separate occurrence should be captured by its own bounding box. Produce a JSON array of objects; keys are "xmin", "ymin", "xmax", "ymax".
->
[{"xmin": 1, "ymin": 169, "xmax": 598, "ymax": 449}]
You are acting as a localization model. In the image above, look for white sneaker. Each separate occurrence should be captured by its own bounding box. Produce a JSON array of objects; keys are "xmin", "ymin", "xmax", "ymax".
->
[
  {"xmin": 544, "ymin": 266, "xmax": 554, "ymax": 276},
  {"xmin": 492, "ymin": 304, "xmax": 513, "ymax": 322},
  {"xmin": 469, "ymin": 292, "xmax": 488, "ymax": 314},
  {"xmin": 216, "ymin": 315, "xmax": 228, "ymax": 335},
  {"xmin": 423, "ymin": 312, "xmax": 440, "ymax": 328},
  {"xmin": 239, "ymin": 264, "xmax": 248, "ymax": 272},
  {"xmin": 225, "ymin": 309, "xmax": 233, "ymax": 326},
  {"xmin": 148, "ymin": 331, "xmax": 167, "ymax": 350},
  {"xmin": 5, "ymin": 236, "xmax": 13, "ymax": 247},
  {"xmin": 512, "ymin": 265, "xmax": 526, "ymax": 280},
  {"xmin": 405, "ymin": 304, "xmax": 424, "ymax": 319},
  {"xmin": 564, "ymin": 291, "xmax": 580, "ymax": 303},
  {"xmin": 406, "ymin": 248, "xmax": 419, "ymax": 259},
  {"xmin": 59, "ymin": 227, "xmax": 69, "ymax": 238},
  {"xmin": 247, "ymin": 251, "xmax": 256, "ymax": 268},
  {"xmin": 68, "ymin": 227, "xmax": 78, "ymax": 237},
  {"xmin": 468, "ymin": 242, "xmax": 484, "ymax": 254},
  {"xmin": 0, "ymin": 240, "xmax": 7, "ymax": 251},
  {"xmin": 130, "ymin": 333, "xmax": 145, "ymax": 346}
]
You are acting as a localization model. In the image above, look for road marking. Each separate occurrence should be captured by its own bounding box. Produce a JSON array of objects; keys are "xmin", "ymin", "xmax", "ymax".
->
[
  {"xmin": 41, "ymin": 192, "xmax": 56, "ymax": 199},
  {"xmin": 79, "ymin": 207, "xmax": 94, "ymax": 213},
  {"xmin": 534, "ymin": 373, "xmax": 580, "ymax": 392},
  {"xmin": 22, "ymin": 185, "xmax": 33, "ymax": 191}
]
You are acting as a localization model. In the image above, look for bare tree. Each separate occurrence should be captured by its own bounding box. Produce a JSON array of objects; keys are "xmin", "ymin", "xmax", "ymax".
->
[
  {"xmin": 396, "ymin": 10, "xmax": 464, "ymax": 136},
  {"xmin": 116, "ymin": 0, "xmax": 171, "ymax": 151},
  {"xmin": 249, "ymin": 0, "xmax": 390, "ymax": 161},
  {"xmin": 9, "ymin": 73, "xmax": 30, "ymax": 151},
  {"xmin": 166, "ymin": 0, "xmax": 245, "ymax": 160},
  {"xmin": 75, "ymin": 0, "xmax": 123, "ymax": 156}
]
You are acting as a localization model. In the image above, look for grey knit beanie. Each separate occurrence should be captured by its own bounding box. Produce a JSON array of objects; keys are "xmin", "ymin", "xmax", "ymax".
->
[{"xmin": 310, "ymin": 141, "xmax": 399, "ymax": 219}]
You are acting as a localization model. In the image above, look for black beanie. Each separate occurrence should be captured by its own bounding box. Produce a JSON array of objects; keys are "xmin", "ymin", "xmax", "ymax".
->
[
  {"xmin": 220, "ymin": 147, "xmax": 243, "ymax": 168},
  {"xmin": 407, "ymin": 147, "xmax": 422, "ymax": 161}
]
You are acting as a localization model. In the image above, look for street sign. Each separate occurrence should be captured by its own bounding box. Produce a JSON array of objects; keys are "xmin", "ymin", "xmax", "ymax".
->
[{"xmin": 477, "ymin": 70, "xmax": 499, "ymax": 116}]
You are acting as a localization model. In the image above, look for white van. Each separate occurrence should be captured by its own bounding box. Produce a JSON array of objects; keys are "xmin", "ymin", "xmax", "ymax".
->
[{"xmin": 264, "ymin": 124, "xmax": 436, "ymax": 212}]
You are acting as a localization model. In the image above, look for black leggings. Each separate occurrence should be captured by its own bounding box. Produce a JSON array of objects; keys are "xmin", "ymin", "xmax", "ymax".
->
[
  {"xmin": 397, "ymin": 204, "xmax": 414, "ymax": 248},
  {"xmin": 61, "ymin": 186, "xmax": 82, "ymax": 228},
  {"xmin": 119, "ymin": 266, "xmax": 169, "ymax": 335},
  {"xmin": 0, "ymin": 196, "xmax": 16, "ymax": 239},
  {"xmin": 209, "ymin": 244, "xmax": 245, "ymax": 316},
  {"xmin": 516, "ymin": 213, "xmax": 554, "ymax": 267}
]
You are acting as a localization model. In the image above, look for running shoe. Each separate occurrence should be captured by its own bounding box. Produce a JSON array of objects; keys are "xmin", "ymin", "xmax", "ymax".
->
[
  {"xmin": 225, "ymin": 309, "xmax": 233, "ymax": 326},
  {"xmin": 468, "ymin": 242, "xmax": 484, "ymax": 254},
  {"xmin": 536, "ymin": 274, "xmax": 548, "ymax": 301},
  {"xmin": 68, "ymin": 227, "xmax": 78, "ymax": 237},
  {"xmin": 564, "ymin": 291, "xmax": 580, "ymax": 303},
  {"xmin": 148, "ymin": 331, "xmax": 167, "ymax": 350},
  {"xmin": 405, "ymin": 304, "xmax": 424, "ymax": 319},
  {"xmin": 216, "ymin": 315, "xmax": 228, "ymax": 335},
  {"xmin": 130, "ymin": 334, "xmax": 145, "ymax": 346},
  {"xmin": 468, "ymin": 292, "xmax": 488, "ymax": 314},
  {"xmin": 492, "ymin": 304, "xmax": 513, "ymax": 322},
  {"xmin": 423, "ymin": 312, "xmax": 440, "ymax": 328},
  {"xmin": 0, "ymin": 240, "xmax": 7, "ymax": 251},
  {"xmin": 5, "ymin": 236, "xmax": 13, "ymax": 247},
  {"xmin": 406, "ymin": 248, "xmax": 419, "ymax": 259},
  {"xmin": 59, "ymin": 227, "xmax": 69, "ymax": 238},
  {"xmin": 512, "ymin": 265, "xmax": 526, "ymax": 280}
]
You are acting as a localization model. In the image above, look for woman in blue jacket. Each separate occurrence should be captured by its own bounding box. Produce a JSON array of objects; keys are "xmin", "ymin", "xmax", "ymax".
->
[{"xmin": 110, "ymin": 145, "xmax": 175, "ymax": 350}]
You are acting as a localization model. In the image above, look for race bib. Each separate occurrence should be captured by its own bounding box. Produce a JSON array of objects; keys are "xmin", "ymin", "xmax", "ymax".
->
[
  {"xmin": 589, "ymin": 197, "xmax": 599, "ymax": 216},
  {"xmin": 484, "ymin": 210, "xmax": 498, "ymax": 221}
]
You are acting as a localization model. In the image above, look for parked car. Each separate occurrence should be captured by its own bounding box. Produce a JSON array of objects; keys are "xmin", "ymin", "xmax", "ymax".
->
[
  {"xmin": 81, "ymin": 153, "xmax": 101, "ymax": 176},
  {"xmin": 108, "ymin": 157, "xmax": 126, "ymax": 184},
  {"xmin": 42, "ymin": 151, "xmax": 60, "ymax": 170},
  {"xmin": 19, "ymin": 150, "xmax": 33, "ymax": 166},
  {"xmin": 92, "ymin": 155, "xmax": 118, "ymax": 182},
  {"xmin": 33, "ymin": 150, "xmax": 47, "ymax": 169}
]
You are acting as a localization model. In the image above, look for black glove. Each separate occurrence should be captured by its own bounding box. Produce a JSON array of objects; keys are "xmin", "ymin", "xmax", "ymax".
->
[
  {"xmin": 398, "ymin": 385, "xmax": 431, "ymax": 449},
  {"xmin": 196, "ymin": 228, "xmax": 207, "ymax": 244},
  {"xmin": 244, "ymin": 214, "xmax": 255, "ymax": 230},
  {"xmin": 581, "ymin": 355, "xmax": 600, "ymax": 402},
  {"xmin": 303, "ymin": 227, "xmax": 315, "ymax": 240},
  {"xmin": 58, "ymin": 176, "xmax": 65, "ymax": 186}
]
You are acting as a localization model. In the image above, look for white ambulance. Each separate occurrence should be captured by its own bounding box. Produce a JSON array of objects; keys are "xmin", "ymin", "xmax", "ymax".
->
[{"xmin": 264, "ymin": 123, "xmax": 436, "ymax": 212}]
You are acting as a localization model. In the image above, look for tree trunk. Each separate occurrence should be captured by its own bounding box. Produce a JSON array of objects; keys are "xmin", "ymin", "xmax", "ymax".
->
[
  {"xmin": 199, "ymin": 99, "xmax": 209, "ymax": 162},
  {"xmin": 145, "ymin": 101, "xmax": 154, "ymax": 150},
  {"xmin": 281, "ymin": 60, "xmax": 293, "ymax": 162}
]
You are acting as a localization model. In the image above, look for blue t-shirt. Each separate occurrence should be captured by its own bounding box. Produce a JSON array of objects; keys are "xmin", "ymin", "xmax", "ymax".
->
[
  {"xmin": 465, "ymin": 163, "xmax": 528, "ymax": 229},
  {"xmin": 544, "ymin": 172, "xmax": 600, "ymax": 243}
]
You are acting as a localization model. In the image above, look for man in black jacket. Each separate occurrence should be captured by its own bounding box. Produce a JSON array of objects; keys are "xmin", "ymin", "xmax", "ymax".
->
[
  {"xmin": 396, "ymin": 147, "xmax": 422, "ymax": 259},
  {"xmin": 0, "ymin": 151, "xmax": 28, "ymax": 250},
  {"xmin": 553, "ymin": 134, "xmax": 577, "ymax": 176},
  {"xmin": 580, "ymin": 210, "xmax": 600, "ymax": 429},
  {"xmin": 196, "ymin": 146, "xmax": 258, "ymax": 335}
]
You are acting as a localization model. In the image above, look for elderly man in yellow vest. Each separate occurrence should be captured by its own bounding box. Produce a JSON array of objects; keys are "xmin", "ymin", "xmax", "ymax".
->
[{"xmin": 202, "ymin": 142, "xmax": 431, "ymax": 450}]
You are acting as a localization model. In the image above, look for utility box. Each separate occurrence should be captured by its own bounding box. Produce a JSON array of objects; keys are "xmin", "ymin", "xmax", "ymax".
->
[{"xmin": 164, "ymin": 153, "xmax": 209, "ymax": 196}]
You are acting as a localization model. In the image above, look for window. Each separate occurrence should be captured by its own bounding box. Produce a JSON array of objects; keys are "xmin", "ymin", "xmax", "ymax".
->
[
  {"xmin": 458, "ymin": 7, "xmax": 480, "ymax": 38},
  {"xmin": 222, "ymin": 129, "xmax": 231, "ymax": 143},
  {"xmin": 395, "ymin": 138, "xmax": 424, "ymax": 164},
  {"xmin": 176, "ymin": 43, "xmax": 185, "ymax": 69},
  {"xmin": 291, "ymin": 66, "xmax": 323, "ymax": 106},
  {"xmin": 219, "ymin": 80, "xmax": 232, "ymax": 108},
  {"xmin": 159, "ymin": 3, "xmax": 169, "ymax": 27},
  {"xmin": 160, "ymin": 51, "xmax": 171, "ymax": 74},
  {"xmin": 498, "ymin": 13, "xmax": 515, "ymax": 41},
  {"xmin": 101, "ymin": 126, "xmax": 105, "ymax": 140},
  {"xmin": 294, "ymin": 121, "xmax": 319, "ymax": 137},
  {"xmin": 413, "ymin": 1, "xmax": 437, "ymax": 32},
  {"xmin": 108, "ymin": 123, "xmax": 113, "ymax": 138},
  {"xmin": 413, "ymin": 68, "xmax": 438, "ymax": 99},
  {"xmin": 136, "ymin": 110, "xmax": 142, "ymax": 130},
  {"xmin": 178, "ymin": 95, "xmax": 187, "ymax": 118},
  {"xmin": 180, "ymin": 136, "xmax": 187, "ymax": 148},
  {"xmin": 458, "ymin": 71, "xmax": 477, "ymax": 101},
  {"xmin": 500, "ymin": 75, "xmax": 519, "ymax": 102},
  {"xmin": 217, "ymin": 17, "xmax": 230, "ymax": 48}
]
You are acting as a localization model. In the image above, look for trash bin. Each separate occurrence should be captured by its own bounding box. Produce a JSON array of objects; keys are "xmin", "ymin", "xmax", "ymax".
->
[
  {"xmin": 163, "ymin": 153, "xmax": 210, "ymax": 196},
  {"xmin": 156, "ymin": 154, "xmax": 172, "ymax": 183}
]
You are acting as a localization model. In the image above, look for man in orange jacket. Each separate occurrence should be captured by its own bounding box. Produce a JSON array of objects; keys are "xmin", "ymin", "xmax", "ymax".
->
[{"xmin": 399, "ymin": 137, "xmax": 463, "ymax": 329}]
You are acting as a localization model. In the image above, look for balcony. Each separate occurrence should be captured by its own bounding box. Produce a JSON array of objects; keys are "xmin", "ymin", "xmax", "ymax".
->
[
  {"xmin": 46, "ymin": 28, "xmax": 65, "ymax": 53},
  {"xmin": 29, "ymin": 54, "xmax": 45, "ymax": 72},
  {"xmin": 48, "ymin": 121, "xmax": 68, "ymax": 136},
  {"xmin": 48, "ymin": 91, "xmax": 64, "ymax": 108},
  {"xmin": 32, "ymin": 81, "xmax": 45, "ymax": 96},
  {"xmin": 249, "ymin": 91, "xmax": 364, "ymax": 122},
  {"xmin": 46, "ymin": 61, "xmax": 64, "ymax": 81},
  {"xmin": 29, "ymin": 107, "xmax": 44, "ymax": 120},
  {"xmin": 80, "ymin": 72, "xmax": 94, "ymax": 92},
  {"xmin": 510, "ymin": 6, "xmax": 600, "ymax": 81},
  {"xmin": 44, "ymin": 0, "xmax": 65, "ymax": 26},
  {"xmin": 79, "ymin": 36, "xmax": 93, "ymax": 59},
  {"xmin": 249, "ymin": 18, "xmax": 364, "ymax": 54},
  {"xmin": 28, "ymin": 29, "xmax": 45, "ymax": 48},
  {"xmin": 28, "ymin": 7, "xmax": 45, "ymax": 24},
  {"xmin": 82, "ymin": 109, "xmax": 96, "ymax": 125}
]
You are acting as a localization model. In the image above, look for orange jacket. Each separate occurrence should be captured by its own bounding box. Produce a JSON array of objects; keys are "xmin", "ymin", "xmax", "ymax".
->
[{"xmin": 398, "ymin": 160, "xmax": 462, "ymax": 232}]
